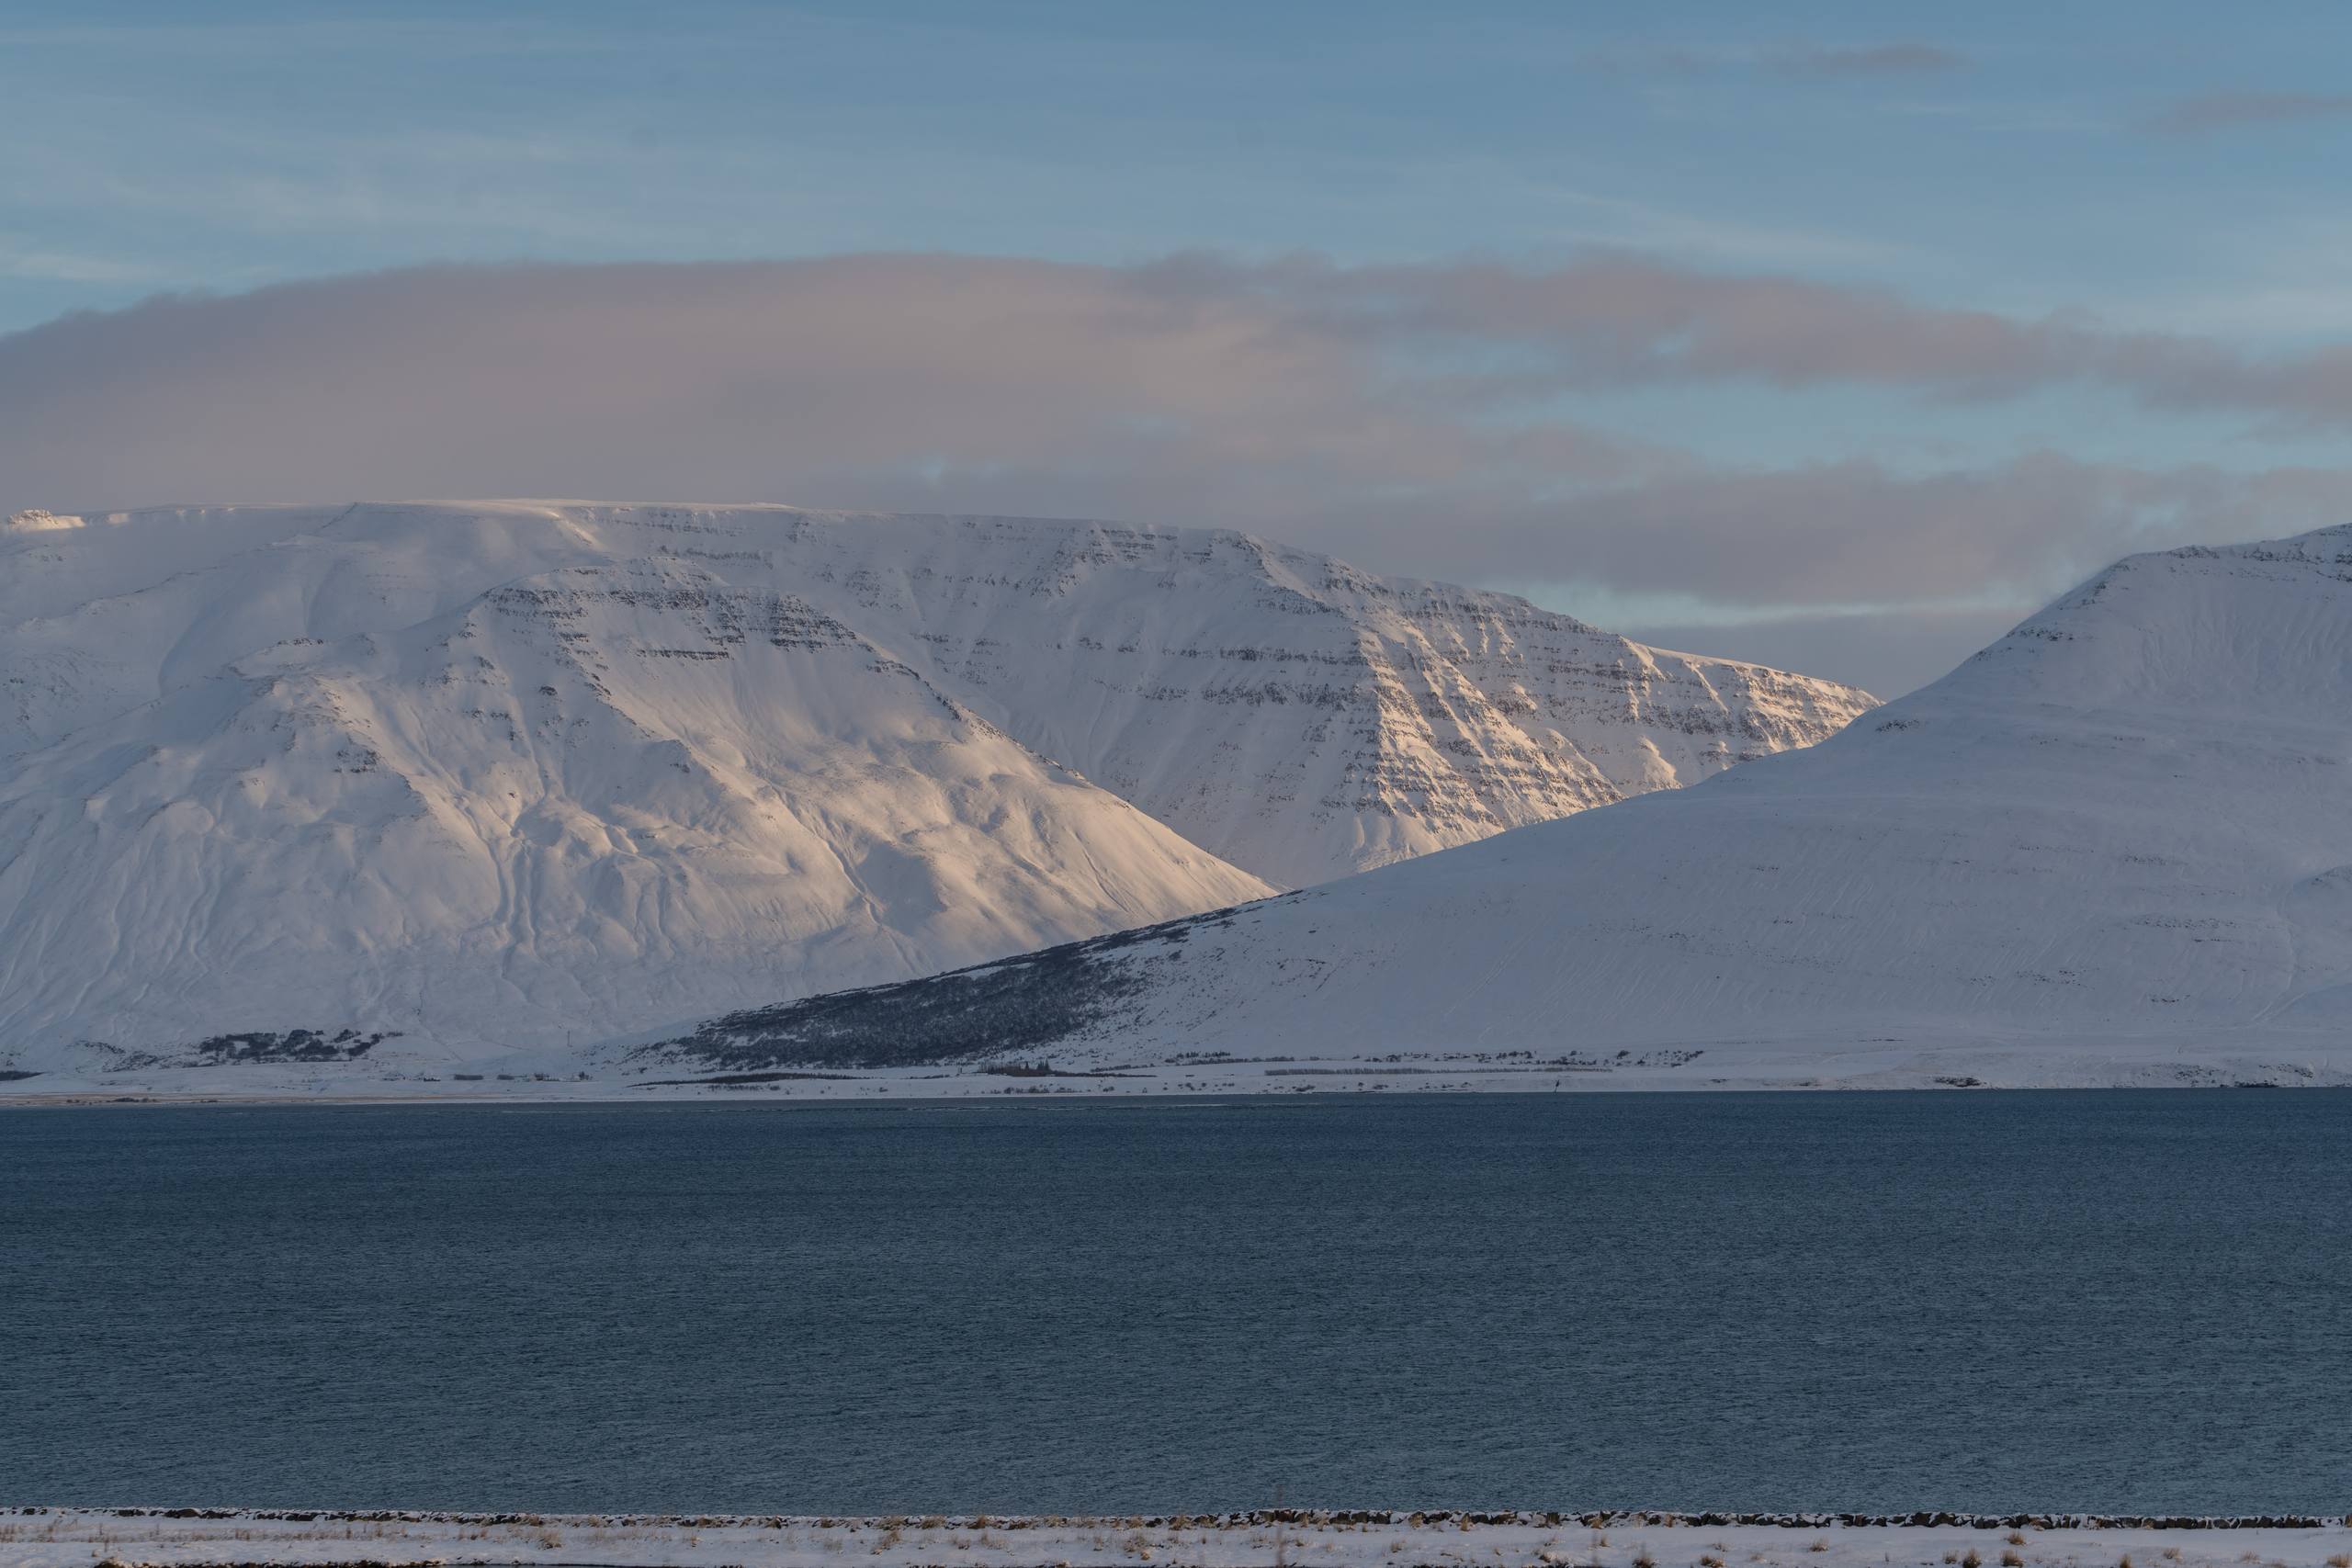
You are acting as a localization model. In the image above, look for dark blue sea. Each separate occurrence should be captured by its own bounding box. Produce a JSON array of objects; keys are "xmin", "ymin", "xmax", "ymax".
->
[{"xmin": 6, "ymin": 1092, "xmax": 2348, "ymax": 1514}]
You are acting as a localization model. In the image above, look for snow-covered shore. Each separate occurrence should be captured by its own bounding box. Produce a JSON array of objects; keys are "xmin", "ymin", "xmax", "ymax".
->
[{"xmin": 5, "ymin": 1507, "xmax": 2347, "ymax": 1568}]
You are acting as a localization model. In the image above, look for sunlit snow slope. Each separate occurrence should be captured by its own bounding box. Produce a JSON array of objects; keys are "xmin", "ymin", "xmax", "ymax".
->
[
  {"xmin": 660, "ymin": 525, "xmax": 2352, "ymax": 1089},
  {"xmin": 0, "ymin": 502, "xmax": 1862, "ymax": 1066}
]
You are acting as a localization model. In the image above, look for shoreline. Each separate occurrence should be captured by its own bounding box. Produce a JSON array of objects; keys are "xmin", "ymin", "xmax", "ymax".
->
[
  {"xmin": 6, "ymin": 1075, "xmax": 2352, "ymax": 1109},
  {"xmin": 11, "ymin": 1080, "xmax": 2352, "ymax": 1108},
  {"xmin": 6, "ymin": 1043, "xmax": 2352, "ymax": 1107}
]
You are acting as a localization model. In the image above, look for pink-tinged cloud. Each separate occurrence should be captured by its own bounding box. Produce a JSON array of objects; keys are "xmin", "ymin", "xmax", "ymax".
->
[
  {"xmin": 1132, "ymin": 252, "xmax": 2352, "ymax": 416},
  {"xmin": 7, "ymin": 254, "xmax": 2352, "ymax": 694}
]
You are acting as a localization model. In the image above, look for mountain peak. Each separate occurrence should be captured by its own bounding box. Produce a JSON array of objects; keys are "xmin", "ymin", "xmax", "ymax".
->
[{"xmin": 1937, "ymin": 519, "xmax": 2352, "ymax": 715}]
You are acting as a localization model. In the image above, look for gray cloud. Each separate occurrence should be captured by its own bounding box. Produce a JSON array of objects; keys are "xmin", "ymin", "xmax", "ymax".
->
[
  {"xmin": 2147, "ymin": 91, "xmax": 2352, "ymax": 134},
  {"xmin": 6, "ymin": 255, "xmax": 2351, "ymax": 695},
  {"xmin": 1591, "ymin": 41, "xmax": 1968, "ymax": 79},
  {"xmin": 1770, "ymin": 43, "xmax": 1967, "ymax": 77},
  {"xmin": 1327, "ymin": 453, "xmax": 2352, "ymax": 614}
]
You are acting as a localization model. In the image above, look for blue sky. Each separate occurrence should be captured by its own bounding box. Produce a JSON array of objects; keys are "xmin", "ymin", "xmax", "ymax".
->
[{"xmin": 9, "ymin": 0, "xmax": 2352, "ymax": 691}]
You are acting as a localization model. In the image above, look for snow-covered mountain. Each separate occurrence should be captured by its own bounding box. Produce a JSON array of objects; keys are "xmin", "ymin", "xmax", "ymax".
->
[
  {"xmin": 0, "ymin": 501, "xmax": 1864, "ymax": 1070},
  {"xmin": 647, "ymin": 524, "xmax": 2352, "ymax": 1090},
  {"xmin": 775, "ymin": 517, "xmax": 1873, "ymax": 889}
]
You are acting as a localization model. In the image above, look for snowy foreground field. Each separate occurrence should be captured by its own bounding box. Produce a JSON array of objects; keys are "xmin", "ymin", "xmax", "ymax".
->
[{"xmin": 4, "ymin": 1508, "xmax": 2347, "ymax": 1568}]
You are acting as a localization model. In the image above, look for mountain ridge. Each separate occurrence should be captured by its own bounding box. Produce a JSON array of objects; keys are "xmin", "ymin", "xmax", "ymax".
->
[{"xmin": 0, "ymin": 500, "xmax": 1869, "ymax": 1071}]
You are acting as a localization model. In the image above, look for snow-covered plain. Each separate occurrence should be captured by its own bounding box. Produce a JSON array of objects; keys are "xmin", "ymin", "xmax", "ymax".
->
[
  {"xmin": 617, "ymin": 524, "xmax": 2352, "ymax": 1093},
  {"xmin": 0, "ymin": 502, "xmax": 1866, "ymax": 1081},
  {"xmin": 3, "ymin": 1507, "xmax": 2346, "ymax": 1568}
]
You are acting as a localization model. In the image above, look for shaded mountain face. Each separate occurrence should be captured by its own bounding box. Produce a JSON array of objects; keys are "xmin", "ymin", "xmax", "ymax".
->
[
  {"xmin": 730, "ymin": 515, "xmax": 1877, "ymax": 889},
  {"xmin": 650, "ymin": 525, "xmax": 2352, "ymax": 1089},
  {"xmin": 0, "ymin": 502, "xmax": 1865, "ymax": 1066}
]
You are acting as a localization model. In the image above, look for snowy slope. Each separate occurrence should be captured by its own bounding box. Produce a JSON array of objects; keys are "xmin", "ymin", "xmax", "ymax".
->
[
  {"xmin": 647, "ymin": 525, "xmax": 2352, "ymax": 1089},
  {"xmin": 0, "ymin": 549, "xmax": 1266, "ymax": 1066},
  {"xmin": 0, "ymin": 502, "xmax": 1861, "ymax": 1068}
]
